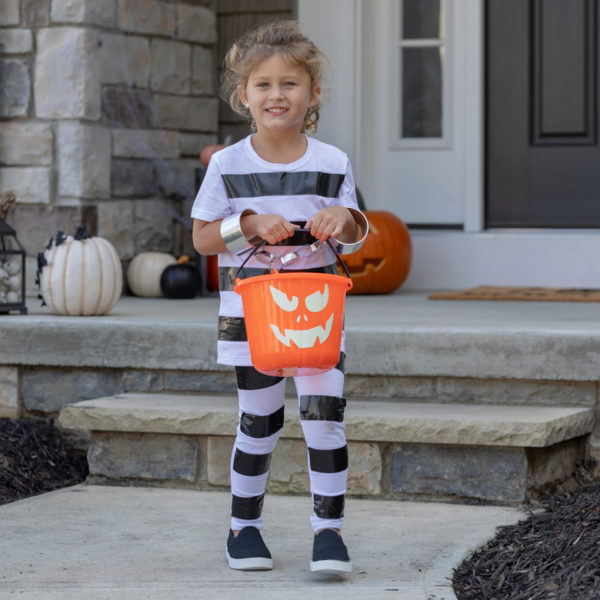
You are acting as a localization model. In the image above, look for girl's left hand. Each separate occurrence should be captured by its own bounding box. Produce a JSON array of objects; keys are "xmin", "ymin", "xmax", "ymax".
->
[{"xmin": 305, "ymin": 206, "xmax": 357, "ymax": 243}]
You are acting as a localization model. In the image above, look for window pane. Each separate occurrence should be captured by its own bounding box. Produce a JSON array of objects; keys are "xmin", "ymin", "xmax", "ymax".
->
[
  {"xmin": 402, "ymin": 47, "xmax": 443, "ymax": 138},
  {"xmin": 403, "ymin": 0, "xmax": 442, "ymax": 40}
]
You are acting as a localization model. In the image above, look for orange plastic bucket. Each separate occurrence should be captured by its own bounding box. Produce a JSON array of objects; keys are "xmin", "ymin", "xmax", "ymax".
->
[{"xmin": 235, "ymin": 272, "xmax": 353, "ymax": 376}]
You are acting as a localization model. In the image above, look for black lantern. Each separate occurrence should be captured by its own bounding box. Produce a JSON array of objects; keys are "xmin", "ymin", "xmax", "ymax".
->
[{"xmin": 0, "ymin": 219, "xmax": 27, "ymax": 314}]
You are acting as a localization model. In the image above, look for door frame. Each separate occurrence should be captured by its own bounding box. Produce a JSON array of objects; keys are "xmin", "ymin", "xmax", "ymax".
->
[
  {"xmin": 299, "ymin": 0, "xmax": 484, "ymax": 231},
  {"xmin": 298, "ymin": 0, "xmax": 600, "ymax": 290}
]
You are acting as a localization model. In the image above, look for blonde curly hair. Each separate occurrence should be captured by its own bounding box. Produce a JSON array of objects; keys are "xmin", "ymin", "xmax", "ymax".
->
[{"xmin": 221, "ymin": 20, "xmax": 328, "ymax": 135}]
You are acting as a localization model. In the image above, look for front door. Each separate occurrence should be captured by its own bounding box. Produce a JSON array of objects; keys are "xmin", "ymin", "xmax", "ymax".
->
[
  {"xmin": 358, "ymin": 0, "xmax": 469, "ymax": 226},
  {"xmin": 299, "ymin": 0, "xmax": 483, "ymax": 229},
  {"xmin": 487, "ymin": 0, "xmax": 600, "ymax": 227}
]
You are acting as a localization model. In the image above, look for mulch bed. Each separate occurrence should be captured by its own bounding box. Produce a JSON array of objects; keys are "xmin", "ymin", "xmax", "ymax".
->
[
  {"xmin": 453, "ymin": 482, "xmax": 600, "ymax": 600},
  {"xmin": 0, "ymin": 417, "xmax": 88, "ymax": 505}
]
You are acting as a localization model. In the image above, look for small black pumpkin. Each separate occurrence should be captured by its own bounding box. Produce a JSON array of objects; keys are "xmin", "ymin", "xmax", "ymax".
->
[{"xmin": 160, "ymin": 259, "xmax": 201, "ymax": 299}]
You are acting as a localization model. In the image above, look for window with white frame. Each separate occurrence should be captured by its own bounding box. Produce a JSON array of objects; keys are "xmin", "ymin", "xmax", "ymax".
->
[{"xmin": 391, "ymin": 0, "xmax": 452, "ymax": 148}]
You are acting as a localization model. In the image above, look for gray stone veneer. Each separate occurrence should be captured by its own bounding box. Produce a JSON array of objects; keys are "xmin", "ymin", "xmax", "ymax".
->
[{"xmin": 0, "ymin": 0, "xmax": 218, "ymax": 287}]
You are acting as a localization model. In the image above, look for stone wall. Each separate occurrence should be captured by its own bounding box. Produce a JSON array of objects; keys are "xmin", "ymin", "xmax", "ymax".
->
[{"xmin": 0, "ymin": 0, "xmax": 219, "ymax": 292}]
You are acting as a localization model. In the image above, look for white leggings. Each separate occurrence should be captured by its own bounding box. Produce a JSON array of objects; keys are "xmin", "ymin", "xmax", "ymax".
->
[{"xmin": 230, "ymin": 362, "xmax": 348, "ymax": 533}]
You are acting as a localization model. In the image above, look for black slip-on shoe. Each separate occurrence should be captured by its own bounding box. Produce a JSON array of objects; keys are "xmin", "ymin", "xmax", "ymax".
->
[
  {"xmin": 226, "ymin": 527, "xmax": 273, "ymax": 570},
  {"xmin": 310, "ymin": 529, "xmax": 352, "ymax": 573}
]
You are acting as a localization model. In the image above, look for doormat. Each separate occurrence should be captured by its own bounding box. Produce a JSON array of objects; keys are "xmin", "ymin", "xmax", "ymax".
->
[{"xmin": 428, "ymin": 285, "xmax": 600, "ymax": 302}]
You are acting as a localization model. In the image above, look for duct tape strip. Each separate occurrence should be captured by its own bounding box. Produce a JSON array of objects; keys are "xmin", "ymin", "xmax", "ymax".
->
[
  {"xmin": 235, "ymin": 366, "xmax": 284, "ymax": 391},
  {"xmin": 222, "ymin": 171, "xmax": 344, "ymax": 199},
  {"xmin": 299, "ymin": 395, "xmax": 346, "ymax": 422},
  {"xmin": 313, "ymin": 493, "xmax": 345, "ymax": 519},
  {"xmin": 240, "ymin": 406, "xmax": 285, "ymax": 438},
  {"xmin": 233, "ymin": 449, "xmax": 272, "ymax": 477},
  {"xmin": 308, "ymin": 445, "xmax": 349, "ymax": 474},
  {"xmin": 220, "ymin": 263, "xmax": 337, "ymax": 292},
  {"xmin": 218, "ymin": 316, "xmax": 247, "ymax": 342},
  {"xmin": 231, "ymin": 494, "xmax": 264, "ymax": 520}
]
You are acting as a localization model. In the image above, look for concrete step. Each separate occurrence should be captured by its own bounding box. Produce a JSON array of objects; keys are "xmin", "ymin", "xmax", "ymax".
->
[
  {"xmin": 3, "ymin": 296, "xmax": 599, "ymax": 422},
  {"xmin": 6, "ymin": 294, "xmax": 600, "ymax": 381},
  {"xmin": 58, "ymin": 393, "xmax": 595, "ymax": 504}
]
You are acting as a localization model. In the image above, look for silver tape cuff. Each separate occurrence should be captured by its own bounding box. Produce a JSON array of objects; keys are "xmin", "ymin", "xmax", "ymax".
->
[
  {"xmin": 220, "ymin": 209, "xmax": 257, "ymax": 254},
  {"xmin": 332, "ymin": 207, "xmax": 369, "ymax": 255}
]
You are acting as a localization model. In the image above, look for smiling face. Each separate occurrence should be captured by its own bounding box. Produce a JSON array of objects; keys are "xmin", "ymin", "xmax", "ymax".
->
[
  {"xmin": 238, "ymin": 54, "xmax": 320, "ymax": 135},
  {"xmin": 235, "ymin": 272, "xmax": 351, "ymax": 376},
  {"xmin": 268, "ymin": 283, "xmax": 333, "ymax": 349}
]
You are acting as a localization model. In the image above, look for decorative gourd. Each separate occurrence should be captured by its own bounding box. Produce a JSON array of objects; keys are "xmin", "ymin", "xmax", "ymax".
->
[
  {"xmin": 206, "ymin": 254, "xmax": 219, "ymax": 292},
  {"xmin": 127, "ymin": 251, "xmax": 177, "ymax": 297},
  {"xmin": 160, "ymin": 256, "xmax": 201, "ymax": 299},
  {"xmin": 199, "ymin": 141, "xmax": 227, "ymax": 291},
  {"xmin": 200, "ymin": 144, "xmax": 225, "ymax": 166},
  {"xmin": 339, "ymin": 210, "xmax": 412, "ymax": 294},
  {"xmin": 37, "ymin": 228, "xmax": 123, "ymax": 316}
]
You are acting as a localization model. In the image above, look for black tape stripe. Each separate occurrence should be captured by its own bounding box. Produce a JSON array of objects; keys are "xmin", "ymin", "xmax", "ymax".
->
[
  {"xmin": 222, "ymin": 172, "xmax": 344, "ymax": 199},
  {"xmin": 218, "ymin": 316, "xmax": 247, "ymax": 342},
  {"xmin": 308, "ymin": 446, "xmax": 348, "ymax": 474},
  {"xmin": 219, "ymin": 263, "xmax": 338, "ymax": 292},
  {"xmin": 235, "ymin": 366, "xmax": 283, "ymax": 391},
  {"xmin": 313, "ymin": 493, "xmax": 345, "ymax": 519},
  {"xmin": 299, "ymin": 395, "xmax": 346, "ymax": 422},
  {"xmin": 219, "ymin": 267, "xmax": 268, "ymax": 291},
  {"xmin": 335, "ymin": 352, "xmax": 346, "ymax": 374},
  {"xmin": 240, "ymin": 405, "xmax": 285, "ymax": 438},
  {"xmin": 231, "ymin": 494, "xmax": 264, "ymax": 520},
  {"xmin": 313, "ymin": 263, "xmax": 339, "ymax": 276},
  {"xmin": 233, "ymin": 449, "xmax": 272, "ymax": 477}
]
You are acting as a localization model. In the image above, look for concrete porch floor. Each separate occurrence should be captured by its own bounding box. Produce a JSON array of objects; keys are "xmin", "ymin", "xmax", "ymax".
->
[
  {"xmin": 14, "ymin": 287, "xmax": 600, "ymax": 331},
  {"xmin": 4, "ymin": 290, "xmax": 600, "ymax": 381}
]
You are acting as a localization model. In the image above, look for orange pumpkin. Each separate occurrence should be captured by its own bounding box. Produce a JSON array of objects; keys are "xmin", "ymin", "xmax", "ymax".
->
[
  {"xmin": 339, "ymin": 210, "xmax": 412, "ymax": 294},
  {"xmin": 200, "ymin": 144, "xmax": 225, "ymax": 166},
  {"xmin": 199, "ymin": 143, "xmax": 225, "ymax": 291},
  {"xmin": 206, "ymin": 254, "xmax": 219, "ymax": 292}
]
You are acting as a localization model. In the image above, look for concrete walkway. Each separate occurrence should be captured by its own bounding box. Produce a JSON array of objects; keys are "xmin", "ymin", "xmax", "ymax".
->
[{"xmin": 0, "ymin": 485, "xmax": 522, "ymax": 600}]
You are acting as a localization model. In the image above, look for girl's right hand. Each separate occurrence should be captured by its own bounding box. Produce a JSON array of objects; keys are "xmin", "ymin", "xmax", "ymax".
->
[{"xmin": 241, "ymin": 214, "xmax": 299, "ymax": 245}]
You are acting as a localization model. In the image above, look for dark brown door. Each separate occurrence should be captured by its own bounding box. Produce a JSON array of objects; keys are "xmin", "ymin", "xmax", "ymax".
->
[{"xmin": 486, "ymin": 0, "xmax": 600, "ymax": 227}]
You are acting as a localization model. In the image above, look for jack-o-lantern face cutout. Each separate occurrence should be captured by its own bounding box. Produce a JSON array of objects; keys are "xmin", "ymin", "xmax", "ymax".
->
[
  {"xmin": 235, "ymin": 271, "xmax": 351, "ymax": 376},
  {"xmin": 268, "ymin": 284, "xmax": 333, "ymax": 348},
  {"xmin": 339, "ymin": 210, "xmax": 412, "ymax": 295}
]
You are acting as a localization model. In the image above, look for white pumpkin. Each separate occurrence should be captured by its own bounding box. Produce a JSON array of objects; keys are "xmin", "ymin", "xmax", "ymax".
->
[
  {"xmin": 39, "ymin": 231, "xmax": 123, "ymax": 316},
  {"xmin": 127, "ymin": 251, "xmax": 177, "ymax": 297}
]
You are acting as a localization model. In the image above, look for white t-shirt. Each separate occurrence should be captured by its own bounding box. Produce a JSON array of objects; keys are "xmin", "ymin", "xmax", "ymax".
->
[{"xmin": 191, "ymin": 134, "xmax": 358, "ymax": 366}]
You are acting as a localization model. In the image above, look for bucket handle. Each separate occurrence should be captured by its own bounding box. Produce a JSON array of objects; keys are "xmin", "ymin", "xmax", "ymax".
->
[
  {"xmin": 234, "ymin": 229, "xmax": 352, "ymax": 279},
  {"xmin": 235, "ymin": 239, "xmax": 268, "ymax": 278},
  {"xmin": 325, "ymin": 237, "xmax": 351, "ymax": 279}
]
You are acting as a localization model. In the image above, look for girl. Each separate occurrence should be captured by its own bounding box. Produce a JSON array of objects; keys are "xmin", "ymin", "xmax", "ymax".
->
[{"xmin": 191, "ymin": 20, "xmax": 367, "ymax": 574}]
